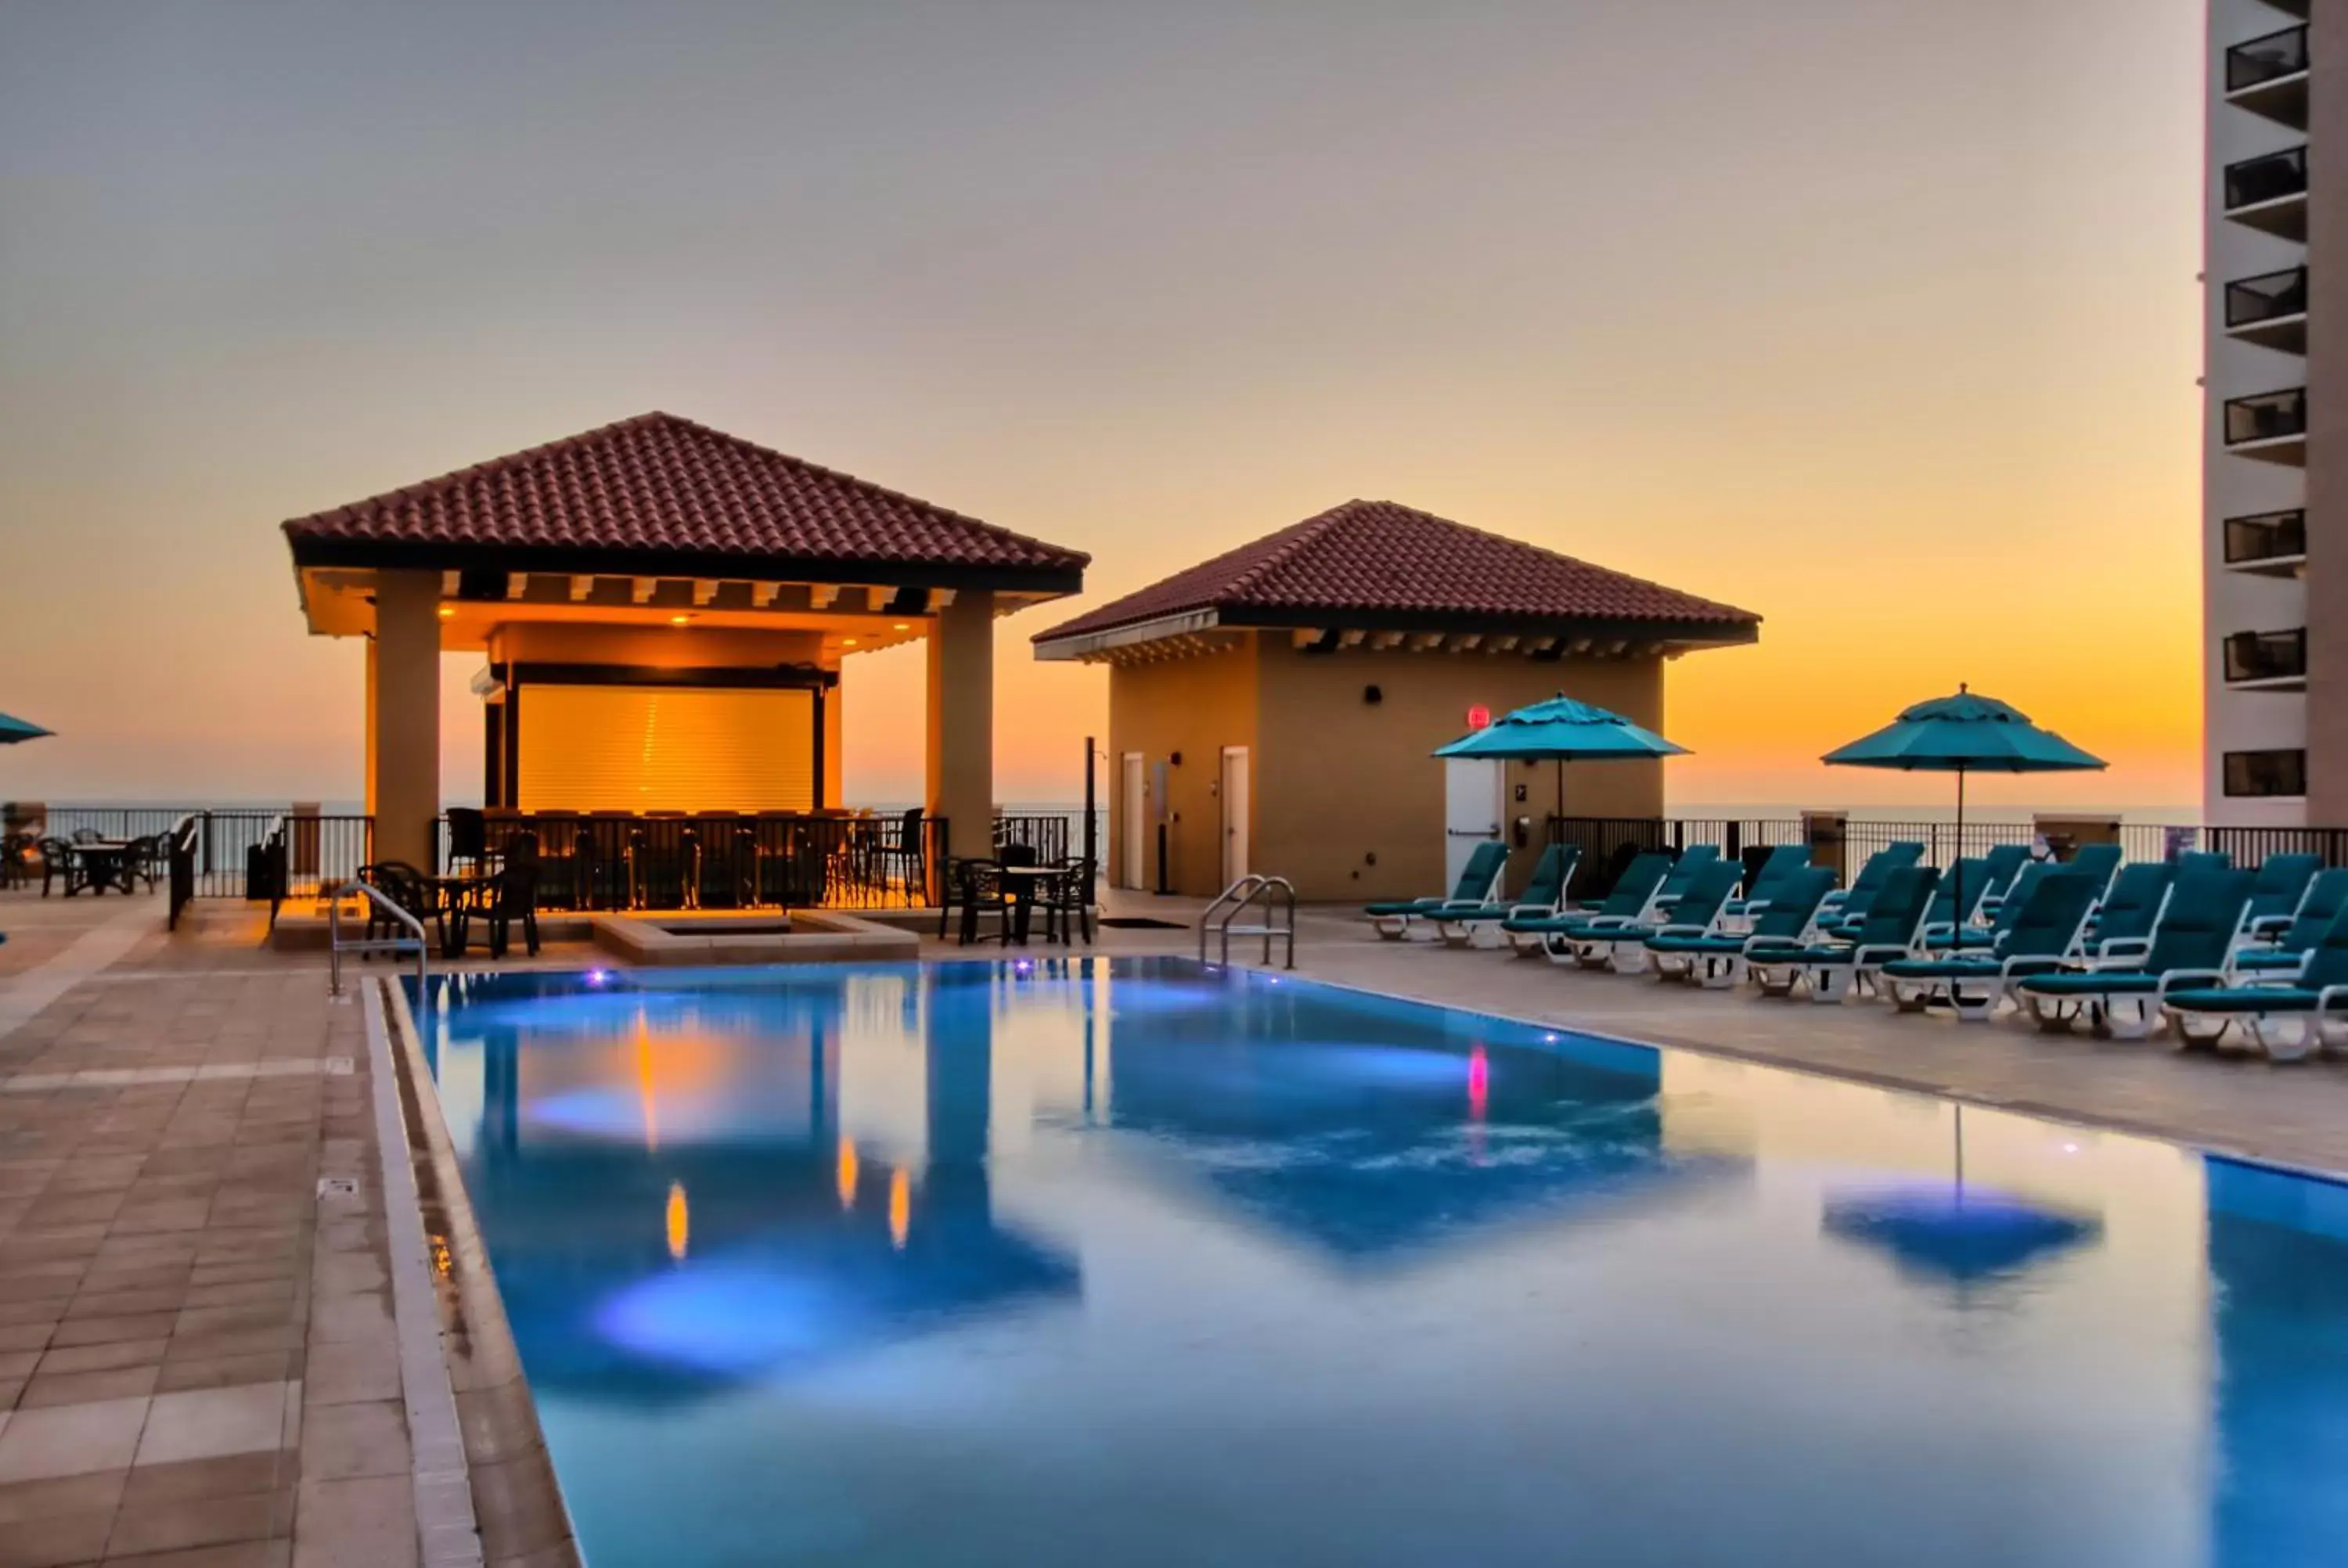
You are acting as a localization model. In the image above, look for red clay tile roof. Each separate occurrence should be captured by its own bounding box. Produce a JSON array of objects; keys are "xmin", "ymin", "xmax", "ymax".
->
[
  {"xmin": 283, "ymin": 412, "xmax": 1088, "ymax": 585},
  {"xmin": 1034, "ymin": 500, "xmax": 1758, "ymax": 646}
]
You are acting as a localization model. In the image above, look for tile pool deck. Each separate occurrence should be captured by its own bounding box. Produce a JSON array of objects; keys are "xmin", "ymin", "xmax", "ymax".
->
[{"xmin": 12, "ymin": 883, "xmax": 2348, "ymax": 1563}]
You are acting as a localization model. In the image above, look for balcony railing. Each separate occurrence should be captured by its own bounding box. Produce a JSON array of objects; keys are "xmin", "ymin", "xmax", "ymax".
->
[
  {"xmin": 2227, "ymin": 25, "xmax": 2309, "ymax": 93},
  {"xmin": 2224, "ymin": 508, "xmax": 2307, "ymax": 566},
  {"xmin": 2225, "ymin": 147, "xmax": 2310, "ymax": 236},
  {"xmin": 2226, "ymin": 265, "xmax": 2307, "ymax": 328},
  {"xmin": 2224, "ymin": 387, "xmax": 2307, "ymax": 447},
  {"xmin": 2224, "ymin": 627, "xmax": 2308, "ymax": 685}
]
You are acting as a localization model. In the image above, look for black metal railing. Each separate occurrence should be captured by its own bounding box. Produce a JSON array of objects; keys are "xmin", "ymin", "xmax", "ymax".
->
[
  {"xmin": 2226, "ymin": 265, "xmax": 2307, "ymax": 328},
  {"xmin": 2223, "ymin": 750, "xmax": 2308, "ymax": 800},
  {"xmin": 1554, "ymin": 815, "xmax": 2348, "ymax": 877},
  {"xmin": 2224, "ymin": 627, "xmax": 2308, "ymax": 683},
  {"xmin": 2228, "ymin": 24, "xmax": 2309, "ymax": 93},
  {"xmin": 2224, "ymin": 508, "xmax": 2307, "ymax": 565},
  {"xmin": 2224, "ymin": 387, "xmax": 2307, "ymax": 446},
  {"xmin": 2226, "ymin": 146, "xmax": 2309, "ymax": 211}
]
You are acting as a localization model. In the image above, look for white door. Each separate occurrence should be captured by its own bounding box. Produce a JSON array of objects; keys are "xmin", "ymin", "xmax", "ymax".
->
[
  {"xmin": 1443, "ymin": 758, "xmax": 1503, "ymax": 890},
  {"xmin": 1122, "ymin": 753, "xmax": 1146, "ymax": 889},
  {"xmin": 1220, "ymin": 746, "xmax": 1251, "ymax": 885}
]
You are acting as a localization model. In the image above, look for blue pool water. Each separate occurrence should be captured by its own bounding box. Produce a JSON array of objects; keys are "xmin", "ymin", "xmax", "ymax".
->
[{"xmin": 411, "ymin": 958, "xmax": 2348, "ymax": 1567}]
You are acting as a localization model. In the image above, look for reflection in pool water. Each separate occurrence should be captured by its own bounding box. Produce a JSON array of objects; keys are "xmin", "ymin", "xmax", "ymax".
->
[{"xmin": 413, "ymin": 958, "xmax": 2348, "ymax": 1568}]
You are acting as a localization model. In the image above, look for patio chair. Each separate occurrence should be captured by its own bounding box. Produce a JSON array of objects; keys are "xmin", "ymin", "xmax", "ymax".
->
[
  {"xmin": 1745, "ymin": 865, "xmax": 1942, "ymax": 1003},
  {"xmin": 2062, "ymin": 842, "xmax": 2125, "ymax": 897},
  {"xmin": 1978, "ymin": 843, "xmax": 2032, "ymax": 902},
  {"xmin": 2175, "ymin": 849, "xmax": 2233, "ymax": 876},
  {"xmin": 951, "ymin": 858, "xmax": 1014, "ymax": 946},
  {"xmin": 2012, "ymin": 867, "xmax": 2255, "ymax": 1040},
  {"xmin": 1649, "ymin": 845, "xmax": 1722, "ymax": 916},
  {"xmin": 1816, "ymin": 842, "xmax": 1924, "ymax": 925},
  {"xmin": 1504, "ymin": 851, "xmax": 1676, "ymax": 962},
  {"xmin": 2165, "ymin": 901, "xmax": 2348, "ymax": 1062},
  {"xmin": 1938, "ymin": 861, "xmax": 2056, "ymax": 952},
  {"xmin": 2078, "ymin": 862, "xmax": 2175, "ymax": 966},
  {"xmin": 458, "ymin": 854, "xmax": 542, "ymax": 960},
  {"xmin": 1037, "ymin": 861, "xmax": 1093, "ymax": 945},
  {"xmin": 2230, "ymin": 868, "xmax": 2348, "ymax": 976},
  {"xmin": 2236, "ymin": 852, "xmax": 2323, "ymax": 951},
  {"xmin": 1878, "ymin": 869, "xmax": 2102, "ymax": 1021},
  {"xmin": 1366, "ymin": 840, "xmax": 1508, "ymax": 940},
  {"xmin": 1718, "ymin": 844, "xmax": 1814, "ymax": 929},
  {"xmin": 1913, "ymin": 858, "xmax": 1997, "ymax": 948},
  {"xmin": 1647, "ymin": 866, "xmax": 1835, "ymax": 989},
  {"xmin": 358, "ymin": 861, "xmax": 440, "ymax": 955},
  {"xmin": 1576, "ymin": 859, "xmax": 1742, "ymax": 974},
  {"xmin": 445, "ymin": 807, "xmax": 491, "ymax": 876},
  {"xmin": 876, "ymin": 807, "xmax": 929, "ymax": 906},
  {"xmin": 36, "ymin": 836, "xmax": 80, "ymax": 897},
  {"xmin": 1431, "ymin": 843, "xmax": 1581, "ymax": 948}
]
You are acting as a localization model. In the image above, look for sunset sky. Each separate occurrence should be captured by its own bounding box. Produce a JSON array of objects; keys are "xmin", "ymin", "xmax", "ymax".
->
[{"xmin": 0, "ymin": 0, "xmax": 2202, "ymax": 813}]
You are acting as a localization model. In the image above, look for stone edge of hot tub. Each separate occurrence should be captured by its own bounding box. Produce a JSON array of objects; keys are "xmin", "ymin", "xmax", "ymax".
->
[
  {"xmin": 380, "ymin": 976, "xmax": 586, "ymax": 1568},
  {"xmin": 588, "ymin": 908, "xmax": 922, "ymax": 965}
]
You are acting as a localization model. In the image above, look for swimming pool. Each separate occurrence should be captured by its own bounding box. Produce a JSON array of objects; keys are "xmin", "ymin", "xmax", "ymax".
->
[{"xmin": 410, "ymin": 957, "xmax": 2348, "ymax": 1567}]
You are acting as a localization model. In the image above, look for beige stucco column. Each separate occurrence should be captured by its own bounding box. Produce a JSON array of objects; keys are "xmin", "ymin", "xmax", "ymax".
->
[
  {"xmin": 926, "ymin": 591, "xmax": 995, "ymax": 867},
  {"xmin": 368, "ymin": 569, "xmax": 442, "ymax": 869}
]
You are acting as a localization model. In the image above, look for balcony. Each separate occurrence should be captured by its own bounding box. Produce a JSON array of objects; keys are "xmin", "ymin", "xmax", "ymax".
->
[
  {"xmin": 2224, "ymin": 748, "xmax": 2307, "ymax": 800},
  {"xmin": 2225, "ymin": 146, "xmax": 2309, "ymax": 239},
  {"xmin": 2224, "ymin": 387, "xmax": 2307, "ymax": 462},
  {"xmin": 2224, "ymin": 628, "xmax": 2308, "ymax": 690},
  {"xmin": 2224, "ymin": 509, "xmax": 2308, "ymax": 576},
  {"xmin": 2227, "ymin": 25, "xmax": 2310, "ymax": 128},
  {"xmin": 2225, "ymin": 265, "xmax": 2307, "ymax": 354}
]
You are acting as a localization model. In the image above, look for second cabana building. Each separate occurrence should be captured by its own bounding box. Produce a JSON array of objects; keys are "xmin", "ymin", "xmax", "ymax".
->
[{"xmin": 1031, "ymin": 501, "xmax": 1759, "ymax": 902}]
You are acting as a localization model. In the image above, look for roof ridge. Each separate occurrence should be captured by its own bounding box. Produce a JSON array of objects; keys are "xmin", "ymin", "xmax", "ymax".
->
[
  {"xmin": 296, "ymin": 412, "xmax": 670, "ymax": 526},
  {"xmin": 1216, "ymin": 504, "xmax": 1359, "ymax": 602}
]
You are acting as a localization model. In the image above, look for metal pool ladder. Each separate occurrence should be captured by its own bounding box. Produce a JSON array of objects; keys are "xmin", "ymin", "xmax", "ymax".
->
[
  {"xmin": 1201, "ymin": 874, "xmax": 1297, "ymax": 970},
  {"xmin": 328, "ymin": 880, "xmax": 428, "ymax": 997}
]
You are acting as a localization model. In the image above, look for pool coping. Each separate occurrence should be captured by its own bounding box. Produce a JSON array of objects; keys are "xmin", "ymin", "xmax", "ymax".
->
[{"xmin": 380, "ymin": 976, "xmax": 585, "ymax": 1568}]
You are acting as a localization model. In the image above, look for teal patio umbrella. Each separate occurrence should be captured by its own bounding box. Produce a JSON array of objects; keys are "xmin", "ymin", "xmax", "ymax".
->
[
  {"xmin": 0, "ymin": 712, "xmax": 51, "ymax": 745},
  {"xmin": 1821, "ymin": 686, "xmax": 2104, "ymax": 925},
  {"xmin": 1435, "ymin": 694, "xmax": 1688, "ymax": 833}
]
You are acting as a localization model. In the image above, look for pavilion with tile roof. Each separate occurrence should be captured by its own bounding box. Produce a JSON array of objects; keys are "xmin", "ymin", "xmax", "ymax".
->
[
  {"xmin": 1032, "ymin": 500, "xmax": 1758, "ymax": 901},
  {"xmin": 284, "ymin": 412, "xmax": 1087, "ymax": 873}
]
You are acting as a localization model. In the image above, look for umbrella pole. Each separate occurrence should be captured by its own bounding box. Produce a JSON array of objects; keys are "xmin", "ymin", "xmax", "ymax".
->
[
  {"xmin": 1554, "ymin": 758, "xmax": 1565, "ymax": 846},
  {"xmin": 1954, "ymin": 764, "xmax": 1966, "ymax": 931}
]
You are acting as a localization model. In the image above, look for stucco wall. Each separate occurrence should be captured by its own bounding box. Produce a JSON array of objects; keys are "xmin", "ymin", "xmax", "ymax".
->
[
  {"xmin": 1253, "ymin": 640, "xmax": 1666, "ymax": 901},
  {"xmin": 1105, "ymin": 642, "xmax": 1260, "ymax": 897}
]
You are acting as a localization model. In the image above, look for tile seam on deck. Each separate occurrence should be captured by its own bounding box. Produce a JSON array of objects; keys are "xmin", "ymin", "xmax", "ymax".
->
[{"xmin": 0, "ymin": 899, "xmax": 158, "ymax": 1040}]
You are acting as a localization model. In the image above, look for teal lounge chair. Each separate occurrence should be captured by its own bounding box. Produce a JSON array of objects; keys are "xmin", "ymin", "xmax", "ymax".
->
[
  {"xmin": 1914, "ymin": 857, "xmax": 1997, "ymax": 946},
  {"xmin": 2063, "ymin": 843, "xmax": 2124, "ymax": 897},
  {"xmin": 1939, "ymin": 861, "xmax": 2056, "ymax": 951},
  {"xmin": 2013, "ymin": 867, "xmax": 2255, "ymax": 1039},
  {"xmin": 1366, "ymin": 840, "xmax": 1507, "ymax": 940},
  {"xmin": 1720, "ymin": 845, "xmax": 1813, "ymax": 928},
  {"xmin": 1506, "ymin": 852, "xmax": 1676, "ymax": 962},
  {"xmin": 1817, "ymin": 842, "xmax": 1924, "ymax": 925},
  {"xmin": 1434, "ymin": 843, "xmax": 1581, "ymax": 949},
  {"xmin": 2236, "ymin": 853, "xmax": 2322, "ymax": 951},
  {"xmin": 2176, "ymin": 850, "xmax": 2232, "ymax": 875},
  {"xmin": 2079, "ymin": 862, "xmax": 2173, "ymax": 966},
  {"xmin": 2232, "ymin": 868, "xmax": 2348, "ymax": 976},
  {"xmin": 1648, "ymin": 866, "xmax": 1836, "ymax": 989},
  {"xmin": 1591, "ymin": 860, "xmax": 1745, "ymax": 974},
  {"xmin": 1746, "ymin": 865, "xmax": 1941, "ymax": 1003},
  {"xmin": 2166, "ymin": 900, "xmax": 2348, "ymax": 1062},
  {"xmin": 1975, "ymin": 843, "xmax": 2032, "ymax": 908},
  {"xmin": 1649, "ymin": 846, "xmax": 1723, "ymax": 915},
  {"xmin": 1878, "ymin": 869, "xmax": 2102, "ymax": 1022}
]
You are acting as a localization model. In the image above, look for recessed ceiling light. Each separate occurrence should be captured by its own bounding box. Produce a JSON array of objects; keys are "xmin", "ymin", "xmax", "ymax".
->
[
  {"xmin": 892, "ymin": 622, "xmax": 910, "ymax": 631},
  {"xmin": 670, "ymin": 614, "xmax": 691, "ymax": 626},
  {"xmin": 436, "ymin": 606, "xmax": 456, "ymax": 619},
  {"xmin": 841, "ymin": 638, "xmax": 859, "ymax": 647}
]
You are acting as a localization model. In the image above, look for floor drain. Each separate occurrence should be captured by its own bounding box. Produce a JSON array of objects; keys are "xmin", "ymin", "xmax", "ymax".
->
[{"xmin": 317, "ymin": 1177, "xmax": 359, "ymax": 1200}]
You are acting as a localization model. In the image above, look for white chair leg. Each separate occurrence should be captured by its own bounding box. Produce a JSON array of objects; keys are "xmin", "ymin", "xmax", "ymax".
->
[{"xmin": 1612, "ymin": 941, "xmax": 1651, "ymax": 976}]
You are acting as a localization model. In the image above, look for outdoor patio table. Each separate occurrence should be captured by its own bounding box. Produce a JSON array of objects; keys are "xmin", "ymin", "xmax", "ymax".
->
[
  {"xmin": 998, "ymin": 865, "xmax": 1064, "ymax": 945},
  {"xmin": 66, "ymin": 840, "xmax": 135, "ymax": 895}
]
